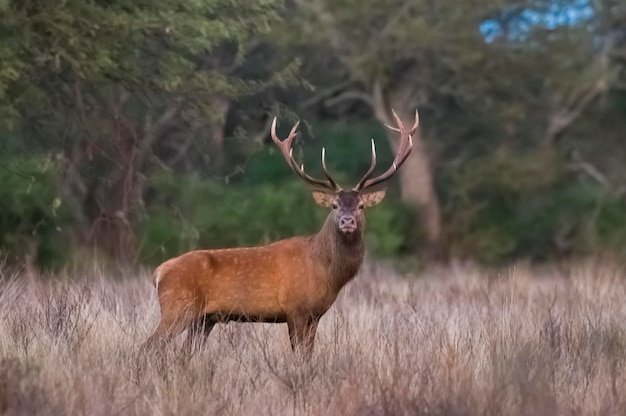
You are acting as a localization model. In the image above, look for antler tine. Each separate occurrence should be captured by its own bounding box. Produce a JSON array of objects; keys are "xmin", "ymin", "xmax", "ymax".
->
[
  {"xmin": 358, "ymin": 109, "xmax": 419, "ymax": 190},
  {"xmin": 271, "ymin": 117, "xmax": 299, "ymax": 148},
  {"xmin": 385, "ymin": 109, "xmax": 419, "ymax": 135},
  {"xmin": 409, "ymin": 109, "xmax": 420, "ymax": 132},
  {"xmin": 353, "ymin": 139, "xmax": 377, "ymax": 191},
  {"xmin": 321, "ymin": 148, "xmax": 340, "ymax": 191},
  {"xmin": 271, "ymin": 117, "xmax": 340, "ymax": 192}
]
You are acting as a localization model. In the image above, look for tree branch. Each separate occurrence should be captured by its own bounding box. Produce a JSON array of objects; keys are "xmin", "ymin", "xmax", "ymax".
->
[
  {"xmin": 323, "ymin": 89, "xmax": 374, "ymax": 109},
  {"xmin": 137, "ymin": 104, "xmax": 182, "ymax": 169},
  {"xmin": 249, "ymin": 113, "xmax": 276, "ymax": 145},
  {"xmin": 544, "ymin": 79, "xmax": 606, "ymax": 145},
  {"xmin": 168, "ymin": 122, "xmax": 202, "ymax": 167},
  {"xmin": 568, "ymin": 150, "xmax": 609, "ymax": 187},
  {"xmin": 544, "ymin": 33, "xmax": 614, "ymax": 145},
  {"xmin": 299, "ymin": 80, "xmax": 354, "ymax": 110}
]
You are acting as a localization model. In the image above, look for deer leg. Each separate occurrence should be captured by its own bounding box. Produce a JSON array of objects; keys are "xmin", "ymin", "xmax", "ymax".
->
[
  {"xmin": 144, "ymin": 292, "xmax": 196, "ymax": 349},
  {"xmin": 184, "ymin": 316, "xmax": 215, "ymax": 354},
  {"xmin": 287, "ymin": 316, "xmax": 319, "ymax": 359}
]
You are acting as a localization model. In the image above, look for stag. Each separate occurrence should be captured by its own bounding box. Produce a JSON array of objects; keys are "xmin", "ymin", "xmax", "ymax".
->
[{"xmin": 146, "ymin": 110, "xmax": 419, "ymax": 357}]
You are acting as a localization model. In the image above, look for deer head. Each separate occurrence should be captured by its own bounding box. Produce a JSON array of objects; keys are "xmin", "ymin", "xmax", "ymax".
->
[{"xmin": 270, "ymin": 110, "xmax": 419, "ymax": 238}]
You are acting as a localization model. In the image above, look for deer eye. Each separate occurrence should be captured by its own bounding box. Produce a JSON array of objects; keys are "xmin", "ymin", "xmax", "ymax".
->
[
  {"xmin": 358, "ymin": 203, "xmax": 365, "ymax": 210},
  {"xmin": 332, "ymin": 202, "xmax": 338, "ymax": 209}
]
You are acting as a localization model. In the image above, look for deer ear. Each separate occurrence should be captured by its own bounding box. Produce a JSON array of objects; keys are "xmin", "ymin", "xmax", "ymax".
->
[
  {"xmin": 311, "ymin": 191, "xmax": 335, "ymax": 208},
  {"xmin": 361, "ymin": 189, "xmax": 386, "ymax": 207}
]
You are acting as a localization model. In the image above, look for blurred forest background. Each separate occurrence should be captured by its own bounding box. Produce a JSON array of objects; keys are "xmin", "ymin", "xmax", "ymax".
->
[{"xmin": 1, "ymin": 0, "xmax": 626, "ymax": 270}]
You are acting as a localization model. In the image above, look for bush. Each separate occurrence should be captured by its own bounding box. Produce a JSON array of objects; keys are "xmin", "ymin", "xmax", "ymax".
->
[
  {"xmin": 0, "ymin": 155, "xmax": 73, "ymax": 268},
  {"xmin": 442, "ymin": 150, "xmax": 626, "ymax": 264},
  {"xmin": 138, "ymin": 172, "xmax": 413, "ymax": 265}
]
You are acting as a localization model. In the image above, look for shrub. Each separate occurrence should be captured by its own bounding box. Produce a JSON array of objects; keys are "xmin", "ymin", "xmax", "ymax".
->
[
  {"xmin": 442, "ymin": 150, "xmax": 626, "ymax": 264},
  {"xmin": 138, "ymin": 172, "xmax": 413, "ymax": 265},
  {"xmin": 0, "ymin": 155, "xmax": 73, "ymax": 268}
]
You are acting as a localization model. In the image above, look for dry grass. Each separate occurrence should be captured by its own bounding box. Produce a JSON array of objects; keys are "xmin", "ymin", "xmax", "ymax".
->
[{"xmin": 1, "ymin": 260, "xmax": 626, "ymax": 415}]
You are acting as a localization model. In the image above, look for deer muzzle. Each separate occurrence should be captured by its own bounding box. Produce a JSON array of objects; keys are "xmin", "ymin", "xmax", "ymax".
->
[{"xmin": 339, "ymin": 216, "xmax": 357, "ymax": 233}]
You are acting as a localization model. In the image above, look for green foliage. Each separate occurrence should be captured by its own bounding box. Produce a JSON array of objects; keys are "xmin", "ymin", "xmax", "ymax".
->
[
  {"xmin": 292, "ymin": 0, "xmax": 497, "ymax": 80},
  {"xmin": 139, "ymin": 174, "xmax": 320, "ymax": 264},
  {"xmin": 0, "ymin": 155, "xmax": 72, "ymax": 268},
  {"xmin": 444, "ymin": 150, "xmax": 626, "ymax": 264},
  {"xmin": 0, "ymin": 0, "xmax": 286, "ymax": 101},
  {"xmin": 0, "ymin": 0, "xmax": 301, "ymax": 265},
  {"xmin": 138, "ymin": 171, "xmax": 413, "ymax": 265},
  {"xmin": 0, "ymin": 0, "xmax": 624, "ymax": 269},
  {"xmin": 366, "ymin": 198, "xmax": 416, "ymax": 258},
  {"xmin": 0, "ymin": 0, "xmax": 297, "ymax": 163},
  {"xmin": 135, "ymin": 119, "xmax": 411, "ymax": 264},
  {"xmin": 242, "ymin": 120, "xmax": 394, "ymax": 187}
]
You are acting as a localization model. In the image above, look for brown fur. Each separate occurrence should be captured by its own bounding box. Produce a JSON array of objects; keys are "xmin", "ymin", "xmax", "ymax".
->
[{"xmin": 145, "ymin": 190, "xmax": 382, "ymax": 357}]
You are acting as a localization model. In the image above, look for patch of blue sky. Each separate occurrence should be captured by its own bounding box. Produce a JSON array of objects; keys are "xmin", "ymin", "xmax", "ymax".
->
[{"xmin": 480, "ymin": 0, "xmax": 594, "ymax": 42}]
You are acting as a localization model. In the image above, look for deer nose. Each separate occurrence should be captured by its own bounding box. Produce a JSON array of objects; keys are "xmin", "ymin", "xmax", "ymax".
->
[{"xmin": 339, "ymin": 216, "xmax": 357, "ymax": 231}]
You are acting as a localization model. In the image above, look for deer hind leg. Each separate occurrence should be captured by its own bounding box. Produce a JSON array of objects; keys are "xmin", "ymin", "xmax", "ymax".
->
[
  {"xmin": 184, "ymin": 315, "xmax": 215, "ymax": 354},
  {"xmin": 144, "ymin": 291, "xmax": 197, "ymax": 349},
  {"xmin": 287, "ymin": 316, "xmax": 319, "ymax": 359}
]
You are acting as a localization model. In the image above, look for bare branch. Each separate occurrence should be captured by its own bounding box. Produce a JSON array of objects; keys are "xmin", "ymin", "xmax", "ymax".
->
[
  {"xmin": 137, "ymin": 104, "xmax": 182, "ymax": 169},
  {"xmin": 544, "ymin": 33, "xmax": 614, "ymax": 145},
  {"xmin": 323, "ymin": 89, "xmax": 374, "ymax": 109},
  {"xmin": 299, "ymin": 81, "xmax": 354, "ymax": 110},
  {"xmin": 569, "ymin": 151, "xmax": 610, "ymax": 187},
  {"xmin": 168, "ymin": 121, "xmax": 203, "ymax": 167},
  {"xmin": 250, "ymin": 113, "xmax": 275, "ymax": 145},
  {"xmin": 545, "ymin": 80, "xmax": 606, "ymax": 144}
]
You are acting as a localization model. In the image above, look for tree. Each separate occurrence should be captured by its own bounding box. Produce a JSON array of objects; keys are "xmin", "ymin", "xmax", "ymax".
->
[
  {"xmin": 0, "ymin": 0, "xmax": 294, "ymax": 262},
  {"xmin": 438, "ymin": 0, "xmax": 626, "ymax": 259},
  {"xmin": 285, "ymin": 0, "xmax": 512, "ymax": 261}
]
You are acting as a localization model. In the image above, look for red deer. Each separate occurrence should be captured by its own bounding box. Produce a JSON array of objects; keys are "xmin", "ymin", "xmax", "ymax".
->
[{"xmin": 146, "ymin": 109, "xmax": 419, "ymax": 357}]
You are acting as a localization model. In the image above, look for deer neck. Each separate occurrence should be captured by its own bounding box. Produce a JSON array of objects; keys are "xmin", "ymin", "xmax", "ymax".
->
[{"xmin": 310, "ymin": 214, "xmax": 364, "ymax": 290}]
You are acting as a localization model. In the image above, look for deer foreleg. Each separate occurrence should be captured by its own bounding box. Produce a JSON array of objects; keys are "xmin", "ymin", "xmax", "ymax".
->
[{"xmin": 287, "ymin": 316, "xmax": 319, "ymax": 358}]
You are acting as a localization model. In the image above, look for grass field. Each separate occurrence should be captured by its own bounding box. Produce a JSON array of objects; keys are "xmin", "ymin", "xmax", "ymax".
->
[{"xmin": 1, "ymin": 260, "xmax": 626, "ymax": 415}]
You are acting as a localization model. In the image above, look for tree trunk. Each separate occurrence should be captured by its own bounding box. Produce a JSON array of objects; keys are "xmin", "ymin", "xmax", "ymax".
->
[
  {"xmin": 88, "ymin": 120, "xmax": 138, "ymax": 264},
  {"xmin": 85, "ymin": 103, "xmax": 181, "ymax": 264},
  {"xmin": 207, "ymin": 95, "xmax": 231, "ymax": 174}
]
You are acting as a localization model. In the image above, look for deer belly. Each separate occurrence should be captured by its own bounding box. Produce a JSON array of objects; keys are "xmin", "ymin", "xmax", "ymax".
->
[{"xmin": 202, "ymin": 285, "xmax": 285, "ymax": 322}]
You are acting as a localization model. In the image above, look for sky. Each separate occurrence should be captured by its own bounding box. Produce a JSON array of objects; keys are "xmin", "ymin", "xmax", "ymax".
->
[{"xmin": 480, "ymin": 0, "xmax": 594, "ymax": 42}]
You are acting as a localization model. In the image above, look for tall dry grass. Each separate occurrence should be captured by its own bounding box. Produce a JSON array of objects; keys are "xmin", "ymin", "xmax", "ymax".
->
[{"xmin": 1, "ymin": 260, "xmax": 626, "ymax": 415}]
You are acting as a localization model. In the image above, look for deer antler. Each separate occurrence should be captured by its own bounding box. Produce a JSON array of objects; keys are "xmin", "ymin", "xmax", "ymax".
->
[
  {"xmin": 353, "ymin": 109, "xmax": 419, "ymax": 191},
  {"xmin": 271, "ymin": 117, "xmax": 341, "ymax": 192}
]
